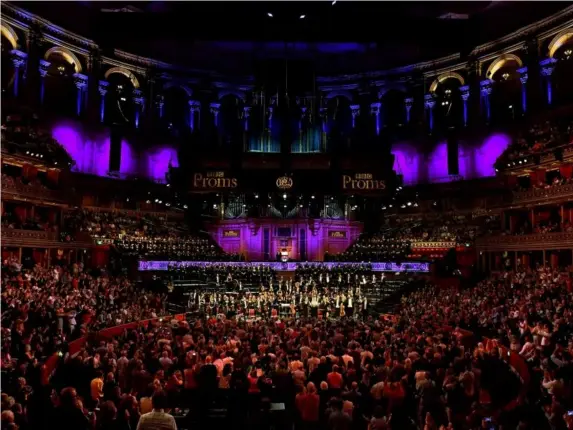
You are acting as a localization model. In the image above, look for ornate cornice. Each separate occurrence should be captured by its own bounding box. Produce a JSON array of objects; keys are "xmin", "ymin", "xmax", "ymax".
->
[
  {"xmin": 2, "ymin": 1, "xmax": 573, "ymax": 91},
  {"xmin": 476, "ymin": 232, "xmax": 573, "ymax": 251}
]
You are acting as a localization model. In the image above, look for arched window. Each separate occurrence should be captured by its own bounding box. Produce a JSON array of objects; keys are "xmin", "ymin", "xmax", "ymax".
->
[
  {"xmin": 44, "ymin": 51, "xmax": 77, "ymax": 116},
  {"xmin": 104, "ymin": 73, "xmax": 135, "ymax": 126}
]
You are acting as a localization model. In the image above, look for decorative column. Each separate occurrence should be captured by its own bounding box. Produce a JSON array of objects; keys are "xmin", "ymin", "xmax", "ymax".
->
[
  {"xmin": 188, "ymin": 100, "xmax": 200, "ymax": 130},
  {"xmin": 424, "ymin": 94, "xmax": 436, "ymax": 132},
  {"xmin": 267, "ymin": 105, "xmax": 274, "ymax": 129},
  {"xmin": 73, "ymin": 73, "xmax": 88, "ymax": 116},
  {"xmin": 98, "ymin": 81, "xmax": 109, "ymax": 123},
  {"xmin": 517, "ymin": 67, "xmax": 528, "ymax": 113},
  {"xmin": 370, "ymin": 102, "xmax": 381, "ymax": 135},
  {"xmin": 132, "ymin": 89, "xmax": 145, "ymax": 129},
  {"xmin": 38, "ymin": 59, "xmax": 50, "ymax": 105},
  {"xmin": 319, "ymin": 107, "xmax": 328, "ymax": 152},
  {"xmin": 11, "ymin": 50, "xmax": 27, "ymax": 98},
  {"xmin": 404, "ymin": 97, "xmax": 413, "ymax": 124},
  {"xmin": 459, "ymin": 85, "xmax": 470, "ymax": 127},
  {"xmin": 156, "ymin": 95, "xmax": 165, "ymax": 120},
  {"xmin": 210, "ymin": 102, "xmax": 221, "ymax": 127},
  {"xmin": 479, "ymin": 79, "xmax": 493, "ymax": 123},
  {"xmin": 540, "ymin": 58, "xmax": 557, "ymax": 105},
  {"xmin": 243, "ymin": 106, "xmax": 251, "ymax": 131},
  {"xmin": 350, "ymin": 105, "xmax": 360, "ymax": 128}
]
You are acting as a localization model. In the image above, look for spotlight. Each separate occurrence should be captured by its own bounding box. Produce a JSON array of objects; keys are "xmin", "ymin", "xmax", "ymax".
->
[
  {"xmin": 155, "ymin": 199, "xmax": 159, "ymax": 203},
  {"xmin": 283, "ymin": 194, "xmax": 287, "ymax": 199},
  {"xmin": 267, "ymin": 12, "xmax": 273, "ymax": 17},
  {"xmin": 213, "ymin": 204, "xmax": 217, "ymax": 209},
  {"xmin": 166, "ymin": 183, "xmax": 170, "ymax": 187},
  {"xmin": 254, "ymin": 194, "xmax": 259, "ymax": 199},
  {"xmin": 382, "ymin": 206, "xmax": 386, "ymax": 210},
  {"xmin": 299, "ymin": 14, "xmax": 305, "ymax": 19},
  {"xmin": 284, "ymin": 205, "xmax": 287, "ymax": 208},
  {"xmin": 146, "ymin": 200, "xmax": 151, "ymax": 204},
  {"xmin": 311, "ymin": 195, "xmax": 315, "ymax": 199},
  {"xmin": 300, "ymin": 204, "xmax": 303, "ymax": 208},
  {"xmin": 407, "ymin": 202, "xmax": 412, "ymax": 206},
  {"xmin": 183, "ymin": 205, "xmax": 188, "ymax": 209},
  {"xmin": 332, "ymin": 0, "xmax": 337, "ymax": 4},
  {"xmin": 389, "ymin": 204, "xmax": 393, "ymax": 208}
]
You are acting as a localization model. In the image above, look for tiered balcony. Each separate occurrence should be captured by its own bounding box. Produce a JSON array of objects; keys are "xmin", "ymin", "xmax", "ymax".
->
[
  {"xmin": 1, "ymin": 229, "xmax": 94, "ymax": 248},
  {"xmin": 2, "ymin": 179, "xmax": 67, "ymax": 204},
  {"xmin": 511, "ymin": 183, "xmax": 573, "ymax": 207},
  {"xmin": 476, "ymin": 231, "xmax": 573, "ymax": 251}
]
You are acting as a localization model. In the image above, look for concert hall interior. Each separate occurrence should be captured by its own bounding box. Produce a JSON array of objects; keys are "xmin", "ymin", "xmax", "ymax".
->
[{"xmin": 2, "ymin": 1, "xmax": 573, "ymax": 430}]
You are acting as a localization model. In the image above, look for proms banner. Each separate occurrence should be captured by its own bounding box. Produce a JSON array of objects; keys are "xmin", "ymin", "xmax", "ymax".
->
[{"xmin": 138, "ymin": 260, "xmax": 430, "ymax": 273}]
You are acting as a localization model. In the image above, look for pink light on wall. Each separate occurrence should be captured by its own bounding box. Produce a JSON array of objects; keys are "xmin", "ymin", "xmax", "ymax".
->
[
  {"xmin": 52, "ymin": 122, "xmax": 110, "ymax": 176},
  {"xmin": 392, "ymin": 132, "xmax": 511, "ymax": 185},
  {"xmin": 144, "ymin": 146, "xmax": 179, "ymax": 183},
  {"xmin": 120, "ymin": 140, "xmax": 137, "ymax": 176}
]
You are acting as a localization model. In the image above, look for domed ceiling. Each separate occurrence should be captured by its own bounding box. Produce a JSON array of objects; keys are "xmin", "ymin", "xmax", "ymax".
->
[{"xmin": 15, "ymin": 1, "xmax": 573, "ymax": 75}]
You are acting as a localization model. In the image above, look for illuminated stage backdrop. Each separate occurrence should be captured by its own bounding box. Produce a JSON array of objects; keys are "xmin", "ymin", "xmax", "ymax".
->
[
  {"xmin": 209, "ymin": 219, "xmax": 363, "ymax": 261},
  {"xmin": 138, "ymin": 261, "xmax": 431, "ymax": 273}
]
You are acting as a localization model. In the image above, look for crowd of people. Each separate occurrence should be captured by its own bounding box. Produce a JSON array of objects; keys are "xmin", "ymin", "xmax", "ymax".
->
[
  {"xmin": 3, "ymin": 251, "xmax": 573, "ymax": 430},
  {"xmin": 496, "ymin": 117, "xmax": 573, "ymax": 168},
  {"xmin": 64, "ymin": 209, "xmax": 225, "ymax": 260}
]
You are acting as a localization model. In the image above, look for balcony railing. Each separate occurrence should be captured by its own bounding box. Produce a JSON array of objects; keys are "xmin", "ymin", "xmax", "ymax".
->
[
  {"xmin": 476, "ymin": 231, "xmax": 573, "ymax": 251},
  {"xmin": 1, "ymin": 179, "xmax": 65, "ymax": 202},
  {"xmin": 512, "ymin": 183, "xmax": 573, "ymax": 205},
  {"xmin": 499, "ymin": 143, "xmax": 573, "ymax": 174},
  {"xmin": 1, "ymin": 229, "xmax": 57, "ymax": 241}
]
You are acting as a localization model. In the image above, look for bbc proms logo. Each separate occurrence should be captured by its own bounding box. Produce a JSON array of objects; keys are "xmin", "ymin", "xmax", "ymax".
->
[{"xmin": 276, "ymin": 176, "xmax": 293, "ymax": 189}]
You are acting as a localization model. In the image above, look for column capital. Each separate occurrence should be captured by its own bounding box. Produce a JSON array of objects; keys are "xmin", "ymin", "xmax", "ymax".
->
[
  {"xmin": 188, "ymin": 100, "xmax": 201, "ymax": 111},
  {"xmin": 39, "ymin": 59, "xmax": 50, "ymax": 78},
  {"xmin": 517, "ymin": 67, "xmax": 528, "ymax": 84},
  {"xmin": 243, "ymin": 106, "xmax": 252, "ymax": 117},
  {"xmin": 132, "ymin": 88, "xmax": 145, "ymax": 105},
  {"xmin": 11, "ymin": 49, "xmax": 27, "ymax": 68},
  {"xmin": 459, "ymin": 85, "xmax": 470, "ymax": 101},
  {"xmin": 300, "ymin": 106, "xmax": 308, "ymax": 118},
  {"xmin": 479, "ymin": 79, "xmax": 493, "ymax": 96},
  {"xmin": 404, "ymin": 97, "xmax": 414, "ymax": 109},
  {"xmin": 209, "ymin": 102, "xmax": 221, "ymax": 114},
  {"xmin": 540, "ymin": 57, "xmax": 557, "ymax": 77},
  {"xmin": 319, "ymin": 107, "xmax": 328, "ymax": 118},
  {"xmin": 73, "ymin": 73, "xmax": 88, "ymax": 90},
  {"xmin": 98, "ymin": 80, "xmax": 109, "ymax": 96},
  {"xmin": 370, "ymin": 102, "xmax": 381, "ymax": 115},
  {"xmin": 424, "ymin": 94, "xmax": 436, "ymax": 110},
  {"xmin": 350, "ymin": 104, "xmax": 360, "ymax": 117},
  {"xmin": 156, "ymin": 94, "xmax": 165, "ymax": 106}
]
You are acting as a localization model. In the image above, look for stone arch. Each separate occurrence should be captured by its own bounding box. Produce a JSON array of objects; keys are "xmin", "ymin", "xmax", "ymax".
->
[
  {"xmin": 104, "ymin": 66, "xmax": 140, "ymax": 88},
  {"xmin": 429, "ymin": 72, "xmax": 465, "ymax": 93},
  {"xmin": 378, "ymin": 84, "xmax": 407, "ymax": 99},
  {"xmin": 1, "ymin": 23, "xmax": 19, "ymax": 50},
  {"xmin": 485, "ymin": 54, "xmax": 523, "ymax": 79},
  {"xmin": 325, "ymin": 90, "xmax": 353, "ymax": 101},
  {"xmin": 218, "ymin": 89, "xmax": 246, "ymax": 102},
  {"xmin": 44, "ymin": 46, "xmax": 83, "ymax": 73},
  {"xmin": 163, "ymin": 81, "xmax": 192, "ymax": 97},
  {"xmin": 548, "ymin": 29, "xmax": 573, "ymax": 58}
]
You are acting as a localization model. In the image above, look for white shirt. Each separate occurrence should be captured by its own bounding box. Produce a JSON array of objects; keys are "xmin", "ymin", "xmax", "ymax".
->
[{"xmin": 136, "ymin": 410, "xmax": 177, "ymax": 430}]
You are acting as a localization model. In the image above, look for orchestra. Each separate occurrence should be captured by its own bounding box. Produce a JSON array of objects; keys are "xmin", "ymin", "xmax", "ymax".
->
[{"xmin": 185, "ymin": 273, "xmax": 371, "ymax": 320}]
